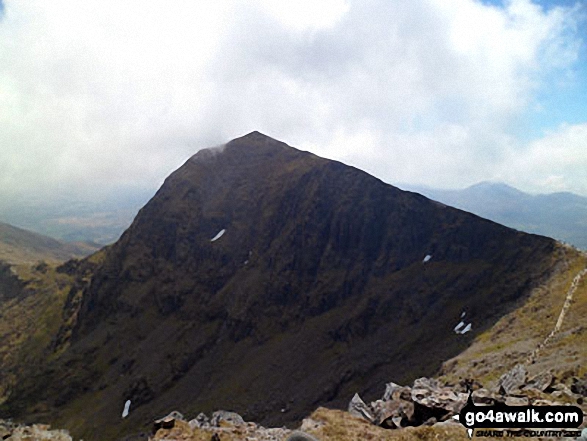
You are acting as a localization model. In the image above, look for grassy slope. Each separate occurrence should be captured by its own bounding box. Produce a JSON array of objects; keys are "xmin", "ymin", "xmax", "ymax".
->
[
  {"xmin": 0, "ymin": 251, "xmax": 106, "ymax": 410},
  {"xmin": 0, "ymin": 221, "xmax": 97, "ymax": 265},
  {"xmin": 439, "ymin": 244, "xmax": 587, "ymax": 385},
  {"xmin": 0, "ymin": 263, "xmax": 75, "ymax": 406}
]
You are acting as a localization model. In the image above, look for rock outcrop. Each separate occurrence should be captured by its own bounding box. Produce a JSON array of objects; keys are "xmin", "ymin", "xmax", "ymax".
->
[
  {"xmin": 348, "ymin": 367, "xmax": 587, "ymax": 430},
  {"xmin": 151, "ymin": 409, "xmax": 297, "ymax": 441},
  {"xmin": 0, "ymin": 419, "xmax": 72, "ymax": 441}
]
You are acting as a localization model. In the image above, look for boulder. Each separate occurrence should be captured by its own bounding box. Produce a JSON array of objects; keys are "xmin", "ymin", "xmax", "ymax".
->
[
  {"xmin": 411, "ymin": 378, "xmax": 467, "ymax": 414},
  {"xmin": 370, "ymin": 398, "xmax": 415, "ymax": 428},
  {"xmin": 188, "ymin": 412, "xmax": 210, "ymax": 429},
  {"xmin": 210, "ymin": 410, "xmax": 245, "ymax": 427},
  {"xmin": 497, "ymin": 364, "xmax": 527, "ymax": 395},
  {"xmin": 153, "ymin": 411, "xmax": 185, "ymax": 432},
  {"xmin": 471, "ymin": 388, "xmax": 498, "ymax": 406},
  {"xmin": 382, "ymin": 382, "xmax": 403, "ymax": 401},
  {"xmin": 348, "ymin": 393, "xmax": 375, "ymax": 423},
  {"xmin": 526, "ymin": 372, "xmax": 554, "ymax": 392}
]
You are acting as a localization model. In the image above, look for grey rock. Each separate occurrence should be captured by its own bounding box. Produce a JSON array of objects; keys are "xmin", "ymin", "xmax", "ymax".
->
[
  {"xmin": 411, "ymin": 378, "xmax": 467, "ymax": 414},
  {"xmin": 497, "ymin": 364, "xmax": 527, "ymax": 395},
  {"xmin": 153, "ymin": 411, "xmax": 185, "ymax": 432},
  {"xmin": 188, "ymin": 412, "xmax": 210, "ymax": 429},
  {"xmin": 210, "ymin": 410, "xmax": 245, "ymax": 427},
  {"xmin": 348, "ymin": 393, "xmax": 375, "ymax": 423},
  {"xmin": 472, "ymin": 388, "xmax": 497, "ymax": 405},
  {"xmin": 505, "ymin": 396, "xmax": 529, "ymax": 406},
  {"xmin": 300, "ymin": 417, "xmax": 324, "ymax": 432},
  {"xmin": 374, "ymin": 397, "xmax": 416, "ymax": 428},
  {"xmin": 383, "ymin": 382, "xmax": 403, "ymax": 401},
  {"xmin": 526, "ymin": 372, "xmax": 554, "ymax": 392},
  {"xmin": 4, "ymin": 424, "xmax": 72, "ymax": 441}
]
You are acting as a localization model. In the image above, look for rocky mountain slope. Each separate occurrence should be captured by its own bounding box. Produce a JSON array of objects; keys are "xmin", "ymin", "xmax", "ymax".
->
[{"xmin": 0, "ymin": 132, "xmax": 572, "ymax": 440}]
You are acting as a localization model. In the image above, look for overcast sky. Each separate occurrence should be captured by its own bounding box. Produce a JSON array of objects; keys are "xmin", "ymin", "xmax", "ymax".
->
[{"xmin": 1, "ymin": 0, "xmax": 586, "ymax": 207}]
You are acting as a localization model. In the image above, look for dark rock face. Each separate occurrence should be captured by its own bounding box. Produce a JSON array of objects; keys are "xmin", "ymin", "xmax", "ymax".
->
[
  {"xmin": 0, "ymin": 262, "xmax": 24, "ymax": 302},
  {"xmin": 2, "ymin": 132, "xmax": 558, "ymax": 440}
]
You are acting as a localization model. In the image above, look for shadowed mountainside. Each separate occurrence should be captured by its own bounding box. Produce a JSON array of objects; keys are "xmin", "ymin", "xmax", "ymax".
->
[{"xmin": 0, "ymin": 132, "xmax": 563, "ymax": 440}]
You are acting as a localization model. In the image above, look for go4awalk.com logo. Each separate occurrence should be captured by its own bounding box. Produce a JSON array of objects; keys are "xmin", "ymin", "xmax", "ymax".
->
[{"xmin": 454, "ymin": 394, "xmax": 584, "ymax": 438}]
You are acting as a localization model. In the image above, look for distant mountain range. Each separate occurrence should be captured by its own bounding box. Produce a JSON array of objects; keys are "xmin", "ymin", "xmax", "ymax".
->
[
  {"xmin": 1, "ymin": 132, "xmax": 571, "ymax": 440},
  {"xmin": 398, "ymin": 182, "xmax": 587, "ymax": 250},
  {"xmin": 0, "ymin": 221, "xmax": 98, "ymax": 265},
  {"xmin": 0, "ymin": 188, "xmax": 153, "ymax": 245}
]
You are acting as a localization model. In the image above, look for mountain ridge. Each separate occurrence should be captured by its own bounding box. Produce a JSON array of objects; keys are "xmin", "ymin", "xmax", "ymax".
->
[
  {"xmin": 0, "ymin": 132, "xmax": 568, "ymax": 440},
  {"xmin": 399, "ymin": 181, "xmax": 587, "ymax": 250},
  {"xmin": 0, "ymin": 221, "xmax": 98, "ymax": 265}
]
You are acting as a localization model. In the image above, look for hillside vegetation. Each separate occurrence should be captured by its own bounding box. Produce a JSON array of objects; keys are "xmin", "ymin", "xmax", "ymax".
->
[{"xmin": 0, "ymin": 221, "xmax": 97, "ymax": 265}]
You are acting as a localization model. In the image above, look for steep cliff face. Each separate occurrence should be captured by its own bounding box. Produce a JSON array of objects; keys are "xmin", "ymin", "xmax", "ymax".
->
[{"xmin": 2, "ymin": 132, "xmax": 558, "ymax": 440}]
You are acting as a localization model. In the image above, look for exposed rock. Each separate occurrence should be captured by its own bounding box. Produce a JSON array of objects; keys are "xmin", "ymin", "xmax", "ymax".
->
[
  {"xmin": 153, "ymin": 412, "xmax": 292, "ymax": 441},
  {"xmin": 382, "ymin": 381, "xmax": 403, "ymax": 401},
  {"xmin": 471, "ymin": 388, "xmax": 497, "ymax": 405},
  {"xmin": 370, "ymin": 398, "xmax": 414, "ymax": 428},
  {"xmin": 210, "ymin": 410, "xmax": 245, "ymax": 427},
  {"xmin": 153, "ymin": 411, "xmax": 185, "ymax": 432},
  {"xmin": 188, "ymin": 412, "xmax": 210, "ymax": 429},
  {"xmin": 286, "ymin": 430, "xmax": 320, "ymax": 441},
  {"xmin": 0, "ymin": 421, "xmax": 72, "ymax": 441},
  {"xmin": 348, "ymin": 393, "xmax": 374, "ymax": 422},
  {"xmin": 497, "ymin": 364, "xmax": 527, "ymax": 395},
  {"xmin": 299, "ymin": 417, "xmax": 324, "ymax": 433},
  {"xmin": 411, "ymin": 377, "xmax": 467, "ymax": 414},
  {"xmin": 505, "ymin": 396, "xmax": 530, "ymax": 406},
  {"xmin": 345, "ymin": 368, "xmax": 587, "ymax": 434},
  {"xmin": 526, "ymin": 371, "xmax": 554, "ymax": 392},
  {"xmin": 571, "ymin": 377, "xmax": 587, "ymax": 397}
]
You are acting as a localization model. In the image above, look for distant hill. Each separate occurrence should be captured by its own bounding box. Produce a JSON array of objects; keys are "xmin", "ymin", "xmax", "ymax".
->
[
  {"xmin": 0, "ymin": 188, "xmax": 153, "ymax": 245},
  {"xmin": 399, "ymin": 182, "xmax": 587, "ymax": 250},
  {"xmin": 0, "ymin": 132, "xmax": 563, "ymax": 440},
  {"xmin": 0, "ymin": 221, "xmax": 98, "ymax": 265}
]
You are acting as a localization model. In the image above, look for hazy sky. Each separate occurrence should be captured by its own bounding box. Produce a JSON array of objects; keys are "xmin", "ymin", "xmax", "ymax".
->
[{"xmin": 1, "ymin": 0, "xmax": 586, "ymax": 206}]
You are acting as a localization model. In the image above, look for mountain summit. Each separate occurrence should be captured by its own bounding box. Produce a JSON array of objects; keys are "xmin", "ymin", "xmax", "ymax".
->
[{"xmin": 3, "ymin": 132, "xmax": 558, "ymax": 439}]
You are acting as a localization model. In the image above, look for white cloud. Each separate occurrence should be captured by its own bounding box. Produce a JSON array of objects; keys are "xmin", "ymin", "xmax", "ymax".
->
[
  {"xmin": 0, "ymin": 0, "xmax": 584, "ymax": 204},
  {"xmin": 501, "ymin": 122, "xmax": 587, "ymax": 194}
]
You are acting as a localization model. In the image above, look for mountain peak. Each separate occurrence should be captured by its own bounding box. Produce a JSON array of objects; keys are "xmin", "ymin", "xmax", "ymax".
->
[
  {"xmin": 238, "ymin": 130, "xmax": 273, "ymax": 140},
  {"xmin": 191, "ymin": 132, "xmax": 293, "ymax": 165},
  {"xmin": 227, "ymin": 131, "xmax": 291, "ymax": 150},
  {"xmin": 467, "ymin": 181, "xmax": 525, "ymax": 196}
]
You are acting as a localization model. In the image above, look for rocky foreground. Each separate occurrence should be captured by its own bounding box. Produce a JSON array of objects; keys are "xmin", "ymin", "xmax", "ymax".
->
[
  {"xmin": 0, "ymin": 420, "xmax": 72, "ymax": 440},
  {"xmin": 3, "ymin": 366, "xmax": 586, "ymax": 440},
  {"xmin": 149, "ymin": 365, "xmax": 587, "ymax": 441}
]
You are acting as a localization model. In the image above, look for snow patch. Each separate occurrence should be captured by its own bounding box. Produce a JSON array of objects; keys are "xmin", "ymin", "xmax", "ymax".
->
[
  {"xmin": 122, "ymin": 400, "xmax": 131, "ymax": 418},
  {"xmin": 211, "ymin": 229, "xmax": 226, "ymax": 242},
  {"xmin": 454, "ymin": 321, "xmax": 472, "ymax": 335},
  {"xmin": 423, "ymin": 254, "xmax": 432, "ymax": 263},
  {"xmin": 454, "ymin": 311, "xmax": 472, "ymax": 334}
]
